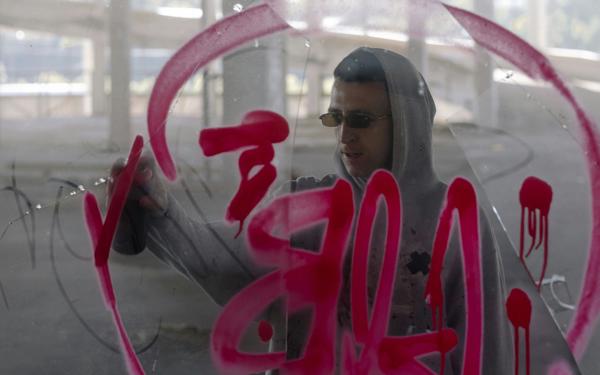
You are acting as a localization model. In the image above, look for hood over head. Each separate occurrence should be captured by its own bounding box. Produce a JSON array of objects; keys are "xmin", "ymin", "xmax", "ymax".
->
[{"xmin": 333, "ymin": 47, "xmax": 440, "ymax": 197}]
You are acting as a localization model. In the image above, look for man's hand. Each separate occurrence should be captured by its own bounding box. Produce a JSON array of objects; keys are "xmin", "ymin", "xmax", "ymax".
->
[
  {"xmin": 108, "ymin": 152, "xmax": 168, "ymax": 215},
  {"xmin": 108, "ymin": 151, "xmax": 168, "ymax": 254}
]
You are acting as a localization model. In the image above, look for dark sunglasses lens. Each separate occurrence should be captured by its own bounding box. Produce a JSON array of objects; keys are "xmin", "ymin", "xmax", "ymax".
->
[
  {"xmin": 347, "ymin": 113, "xmax": 371, "ymax": 128},
  {"xmin": 320, "ymin": 113, "xmax": 340, "ymax": 127}
]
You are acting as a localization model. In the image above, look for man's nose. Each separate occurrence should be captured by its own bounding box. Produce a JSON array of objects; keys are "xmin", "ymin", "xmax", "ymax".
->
[{"xmin": 339, "ymin": 122, "xmax": 358, "ymax": 144}]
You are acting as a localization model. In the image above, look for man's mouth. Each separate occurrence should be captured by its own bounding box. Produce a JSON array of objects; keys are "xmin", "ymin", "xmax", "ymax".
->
[{"xmin": 343, "ymin": 152, "xmax": 363, "ymax": 160}]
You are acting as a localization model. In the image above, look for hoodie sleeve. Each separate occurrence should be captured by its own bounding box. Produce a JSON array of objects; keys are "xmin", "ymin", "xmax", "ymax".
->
[
  {"xmin": 112, "ymin": 175, "xmax": 338, "ymax": 307},
  {"xmin": 114, "ymin": 192, "xmax": 268, "ymax": 307}
]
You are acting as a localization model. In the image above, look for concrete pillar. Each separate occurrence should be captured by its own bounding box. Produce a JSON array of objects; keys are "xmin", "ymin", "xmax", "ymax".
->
[
  {"xmin": 407, "ymin": 1, "xmax": 428, "ymax": 76},
  {"xmin": 221, "ymin": 38, "xmax": 286, "ymax": 123},
  {"xmin": 83, "ymin": 37, "xmax": 107, "ymax": 116},
  {"xmin": 202, "ymin": 0, "xmax": 218, "ymax": 180},
  {"xmin": 108, "ymin": 0, "xmax": 131, "ymax": 151},
  {"xmin": 221, "ymin": 0, "xmax": 288, "ymax": 186},
  {"xmin": 92, "ymin": 37, "xmax": 107, "ymax": 116},
  {"xmin": 220, "ymin": 3, "xmax": 288, "ymax": 355},
  {"xmin": 0, "ymin": 34, "xmax": 3, "ymax": 144},
  {"xmin": 528, "ymin": 0, "xmax": 547, "ymax": 49},
  {"xmin": 306, "ymin": 62, "xmax": 322, "ymax": 117},
  {"xmin": 305, "ymin": 44, "xmax": 323, "ymax": 117},
  {"xmin": 202, "ymin": 0, "xmax": 218, "ymax": 128},
  {"xmin": 473, "ymin": 0, "xmax": 498, "ymax": 128}
]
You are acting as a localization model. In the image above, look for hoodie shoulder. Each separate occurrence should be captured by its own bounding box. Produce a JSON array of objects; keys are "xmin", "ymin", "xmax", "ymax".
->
[
  {"xmin": 293, "ymin": 174, "xmax": 338, "ymax": 192},
  {"xmin": 274, "ymin": 174, "xmax": 338, "ymax": 196}
]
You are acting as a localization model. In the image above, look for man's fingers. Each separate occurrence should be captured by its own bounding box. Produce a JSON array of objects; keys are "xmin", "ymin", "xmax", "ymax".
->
[
  {"xmin": 133, "ymin": 152, "xmax": 159, "ymax": 185},
  {"xmin": 139, "ymin": 195, "xmax": 166, "ymax": 213},
  {"xmin": 134, "ymin": 166, "xmax": 154, "ymax": 185},
  {"xmin": 111, "ymin": 154, "xmax": 156, "ymax": 190},
  {"xmin": 136, "ymin": 152, "xmax": 157, "ymax": 172},
  {"xmin": 108, "ymin": 157, "xmax": 153, "ymax": 197},
  {"xmin": 110, "ymin": 157, "xmax": 127, "ymax": 177},
  {"xmin": 108, "ymin": 158, "xmax": 126, "ymax": 197},
  {"xmin": 108, "ymin": 151, "xmax": 166, "ymax": 213}
]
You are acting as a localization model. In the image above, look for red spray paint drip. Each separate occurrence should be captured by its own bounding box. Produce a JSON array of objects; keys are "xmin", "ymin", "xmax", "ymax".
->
[
  {"xmin": 443, "ymin": 3, "xmax": 600, "ymax": 361},
  {"xmin": 83, "ymin": 135, "xmax": 145, "ymax": 375},
  {"xmin": 147, "ymin": 4, "xmax": 289, "ymax": 181},
  {"xmin": 505, "ymin": 288, "xmax": 532, "ymax": 375},
  {"xmin": 199, "ymin": 110, "xmax": 289, "ymax": 236},
  {"xmin": 425, "ymin": 177, "xmax": 484, "ymax": 375},
  {"xmin": 518, "ymin": 176, "xmax": 553, "ymax": 291},
  {"xmin": 258, "ymin": 320, "xmax": 274, "ymax": 343}
]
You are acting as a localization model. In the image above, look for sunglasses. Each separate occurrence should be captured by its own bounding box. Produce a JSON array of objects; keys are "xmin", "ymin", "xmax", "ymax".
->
[{"xmin": 319, "ymin": 111, "xmax": 391, "ymax": 129}]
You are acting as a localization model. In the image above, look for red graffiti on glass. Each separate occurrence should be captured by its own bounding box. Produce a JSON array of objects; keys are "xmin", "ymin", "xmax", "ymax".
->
[
  {"xmin": 345, "ymin": 173, "xmax": 461, "ymax": 375},
  {"xmin": 425, "ymin": 178, "xmax": 484, "ymax": 375},
  {"xmin": 199, "ymin": 110, "xmax": 289, "ymax": 236},
  {"xmin": 258, "ymin": 320, "xmax": 274, "ymax": 343},
  {"xmin": 444, "ymin": 3, "xmax": 600, "ymax": 361},
  {"xmin": 146, "ymin": 4, "xmax": 289, "ymax": 182},
  {"xmin": 505, "ymin": 288, "xmax": 532, "ymax": 375},
  {"xmin": 211, "ymin": 171, "xmax": 485, "ymax": 374},
  {"xmin": 211, "ymin": 175, "xmax": 354, "ymax": 375},
  {"xmin": 83, "ymin": 135, "xmax": 145, "ymax": 375},
  {"xmin": 519, "ymin": 176, "xmax": 553, "ymax": 291}
]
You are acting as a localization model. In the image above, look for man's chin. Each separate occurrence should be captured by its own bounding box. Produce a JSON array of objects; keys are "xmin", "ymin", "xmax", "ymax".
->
[{"xmin": 345, "ymin": 165, "xmax": 369, "ymax": 179}]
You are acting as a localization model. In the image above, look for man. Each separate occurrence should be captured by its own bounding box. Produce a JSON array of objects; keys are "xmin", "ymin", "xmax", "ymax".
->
[{"xmin": 111, "ymin": 47, "xmax": 509, "ymax": 374}]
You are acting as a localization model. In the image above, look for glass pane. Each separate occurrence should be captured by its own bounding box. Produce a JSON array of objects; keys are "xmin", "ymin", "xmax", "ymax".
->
[{"xmin": 1, "ymin": 0, "xmax": 598, "ymax": 374}]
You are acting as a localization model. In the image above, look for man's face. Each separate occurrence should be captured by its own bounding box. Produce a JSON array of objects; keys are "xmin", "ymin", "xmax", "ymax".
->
[{"xmin": 329, "ymin": 80, "xmax": 393, "ymax": 178}]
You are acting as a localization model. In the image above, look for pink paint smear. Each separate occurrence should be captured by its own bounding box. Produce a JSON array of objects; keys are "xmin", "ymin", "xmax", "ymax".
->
[
  {"xmin": 211, "ymin": 175, "xmax": 355, "ymax": 375},
  {"xmin": 346, "ymin": 171, "xmax": 459, "ymax": 375},
  {"xmin": 199, "ymin": 110, "xmax": 289, "ymax": 236},
  {"xmin": 147, "ymin": 4, "xmax": 290, "ymax": 181},
  {"xmin": 83, "ymin": 135, "xmax": 145, "ymax": 375},
  {"xmin": 425, "ymin": 177, "xmax": 484, "ymax": 375},
  {"xmin": 519, "ymin": 176, "xmax": 553, "ymax": 291}
]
